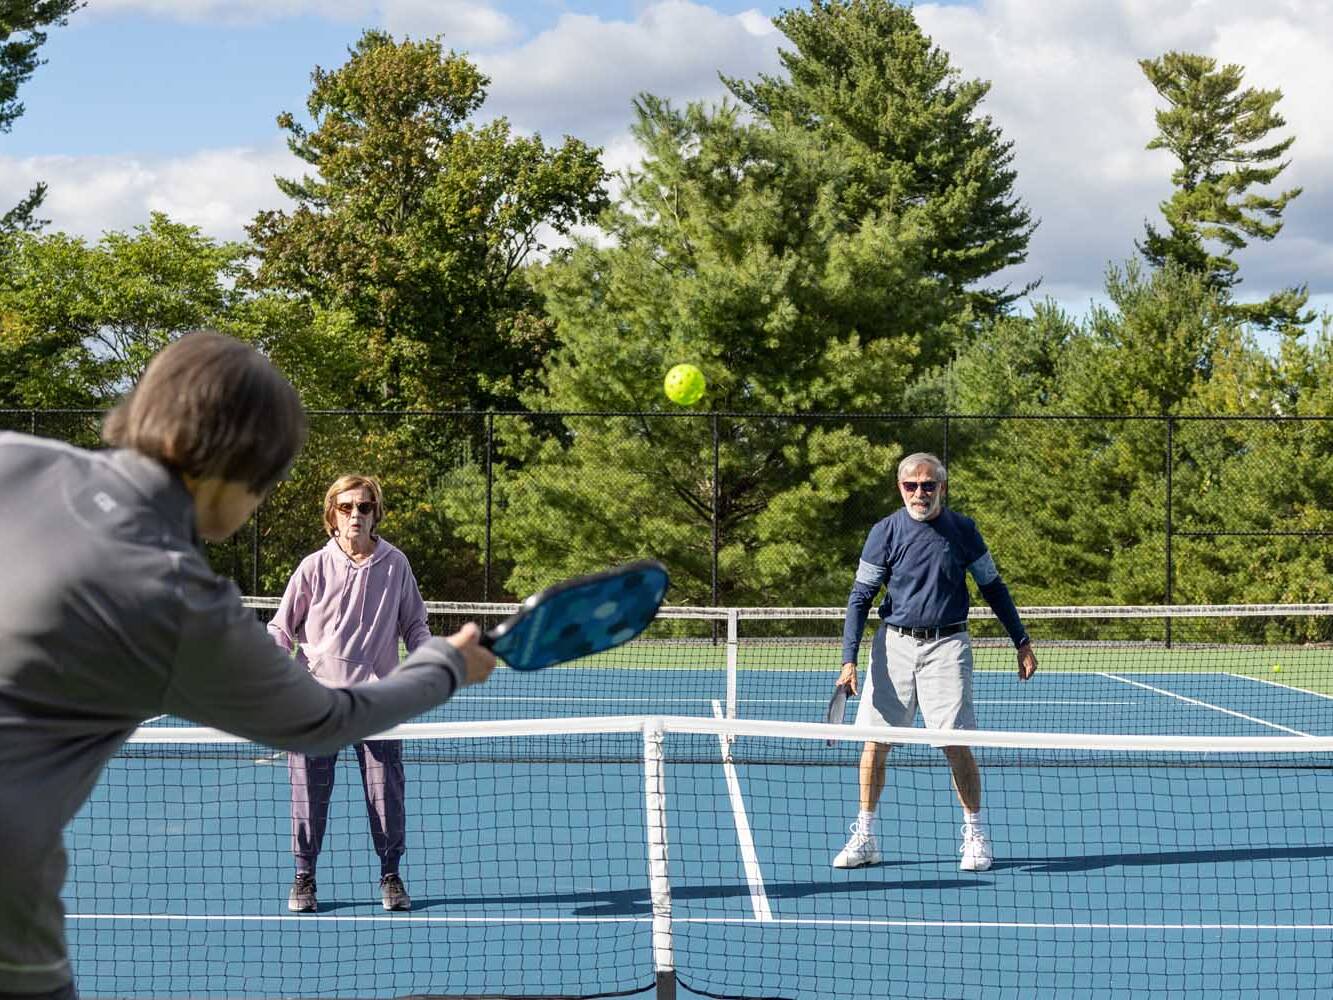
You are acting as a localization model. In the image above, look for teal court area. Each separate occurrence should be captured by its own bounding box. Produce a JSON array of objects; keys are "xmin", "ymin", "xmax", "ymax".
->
[{"xmin": 67, "ymin": 665, "xmax": 1333, "ymax": 998}]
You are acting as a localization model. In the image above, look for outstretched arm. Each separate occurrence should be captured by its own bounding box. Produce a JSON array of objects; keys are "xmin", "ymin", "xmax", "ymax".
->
[{"xmin": 164, "ymin": 569, "xmax": 494, "ymax": 755}]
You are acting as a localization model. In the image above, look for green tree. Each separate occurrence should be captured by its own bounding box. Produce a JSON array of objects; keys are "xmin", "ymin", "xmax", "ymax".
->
[
  {"xmin": 0, "ymin": 0, "xmax": 82, "ymax": 233},
  {"xmin": 726, "ymin": 0, "xmax": 1035, "ymax": 328},
  {"xmin": 438, "ymin": 2, "xmax": 1036, "ymax": 604},
  {"xmin": 248, "ymin": 30, "xmax": 608, "ymax": 411},
  {"xmin": 908, "ymin": 302, "xmax": 1075, "ymax": 417},
  {"xmin": 439, "ymin": 95, "xmax": 954, "ymax": 603},
  {"xmin": 929, "ymin": 263, "xmax": 1238, "ymax": 607},
  {"xmin": 0, "ymin": 212, "xmax": 248, "ymax": 407},
  {"xmin": 1138, "ymin": 51, "xmax": 1310, "ymax": 330}
]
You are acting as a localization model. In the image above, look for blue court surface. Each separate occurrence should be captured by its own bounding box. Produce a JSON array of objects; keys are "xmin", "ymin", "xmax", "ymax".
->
[{"xmin": 66, "ymin": 667, "xmax": 1333, "ymax": 998}]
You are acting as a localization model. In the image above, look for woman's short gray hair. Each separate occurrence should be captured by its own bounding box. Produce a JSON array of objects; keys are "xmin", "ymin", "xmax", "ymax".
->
[{"xmin": 897, "ymin": 452, "xmax": 947, "ymax": 483}]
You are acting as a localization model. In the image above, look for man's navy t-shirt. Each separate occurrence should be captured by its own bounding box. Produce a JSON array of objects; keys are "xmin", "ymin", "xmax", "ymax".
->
[{"xmin": 840, "ymin": 507, "xmax": 999, "ymax": 664}]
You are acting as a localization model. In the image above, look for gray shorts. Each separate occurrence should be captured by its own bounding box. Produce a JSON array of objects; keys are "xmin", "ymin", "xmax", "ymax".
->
[{"xmin": 854, "ymin": 622, "xmax": 976, "ymax": 732}]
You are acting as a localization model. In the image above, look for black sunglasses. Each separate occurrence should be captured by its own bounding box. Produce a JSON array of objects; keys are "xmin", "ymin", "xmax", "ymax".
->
[
  {"xmin": 335, "ymin": 501, "xmax": 376, "ymax": 516},
  {"xmin": 900, "ymin": 480, "xmax": 939, "ymax": 494}
]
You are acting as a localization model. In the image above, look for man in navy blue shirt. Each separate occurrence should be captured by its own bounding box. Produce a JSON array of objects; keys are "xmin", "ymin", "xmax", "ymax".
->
[{"xmin": 834, "ymin": 452, "xmax": 1037, "ymax": 872}]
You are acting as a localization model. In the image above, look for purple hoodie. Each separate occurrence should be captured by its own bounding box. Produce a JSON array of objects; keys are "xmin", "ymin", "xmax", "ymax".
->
[{"xmin": 268, "ymin": 537, "xmax": 432, "ymax": 687}]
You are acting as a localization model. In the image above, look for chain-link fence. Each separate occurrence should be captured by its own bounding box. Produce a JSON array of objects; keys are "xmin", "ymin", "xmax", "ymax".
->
[{"xmin": 7, "ymin": 409, "xmax": 1332, "ymax": 610}]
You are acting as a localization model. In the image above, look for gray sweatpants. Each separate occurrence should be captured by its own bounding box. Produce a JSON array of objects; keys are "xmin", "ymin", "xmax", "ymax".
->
[{"xmin": 289, "ymin": 740, "xmax": 405, "ymax": 877}]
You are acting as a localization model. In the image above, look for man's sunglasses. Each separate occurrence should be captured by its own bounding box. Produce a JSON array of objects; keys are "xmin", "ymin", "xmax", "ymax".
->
[
  {"xmin": 335, "ymin": 501, "xmax": 376, "ymax": 516},
  {"xmin": 899, "ymin": 480, "xmax": 939, "ymax": 494}
]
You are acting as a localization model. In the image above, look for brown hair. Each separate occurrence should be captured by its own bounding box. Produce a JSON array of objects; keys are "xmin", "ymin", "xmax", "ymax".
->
[
  {"xmin": 102, "ymin": 330, "xmax": 307, "ymax": 494},
  {"xmin": 323, "ymin": 474, "xmax": 385, "ymax": 538}
]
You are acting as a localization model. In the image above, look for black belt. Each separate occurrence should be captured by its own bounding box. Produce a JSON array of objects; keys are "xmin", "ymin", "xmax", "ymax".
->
[{"xmin": 886, "ymin": 622, "xmax": 968, "ymax": 641}]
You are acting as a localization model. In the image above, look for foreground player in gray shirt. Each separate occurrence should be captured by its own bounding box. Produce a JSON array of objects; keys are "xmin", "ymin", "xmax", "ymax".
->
[{"xmin": 0, "ymin": 332, "xmax": 495, "ymax": 999}]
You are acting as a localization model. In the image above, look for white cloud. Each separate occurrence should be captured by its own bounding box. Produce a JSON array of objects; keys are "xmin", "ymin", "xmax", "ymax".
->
[
  {"xmin": 380, "ymin": 0, "xmax": 519, "ymax": 47},
  {"xmin": 475, "ymin": 1, "xmax": 783, "ymax": 144},
  {"xmin": 914, "ymin": 0, "xmax": 1333, "ymax": 306},
  {"xmin": 86, "ymin": 0, "xmax": 519, "ymax": 48},
  {"xmin": 87, "ymin": 0, "xmax": 365, "ymax": 22},
  {"xmin": 21, "ymin": 0, "xmax": 1333, "ymax": 315},
  {"xmin": 0, "ymin": 145, "xmax": 301, "ymax": 242}
]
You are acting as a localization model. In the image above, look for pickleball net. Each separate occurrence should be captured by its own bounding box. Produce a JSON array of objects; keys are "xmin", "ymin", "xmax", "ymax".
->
[
  {"xmin": 239, "ymin": 598, "xmax": 1333, "ymax": 736},
  {"xmin": 69, "ymin": 715, "xmax": 1333, "ymax": 999}
]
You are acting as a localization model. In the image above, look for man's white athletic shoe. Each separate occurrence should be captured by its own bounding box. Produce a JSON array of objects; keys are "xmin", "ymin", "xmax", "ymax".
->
[
  {"xmin": 959, "ymin": 825, "xmax": 993, "ymax": 872},
  {"xmin": 833, "ymin": 824, "xmax": 882, "ymax": 869}
]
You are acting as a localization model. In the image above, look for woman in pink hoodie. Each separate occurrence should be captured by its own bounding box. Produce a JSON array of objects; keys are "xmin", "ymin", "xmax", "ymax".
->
[{"xmin": 268, "ymin": 473, "xmax": 432, "ymax": 914}]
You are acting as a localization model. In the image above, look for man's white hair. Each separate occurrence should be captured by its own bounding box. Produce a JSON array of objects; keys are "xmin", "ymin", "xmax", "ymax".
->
[{"xmin": 897, "ymin": 452, "xmax": 947, "ymax": 483}]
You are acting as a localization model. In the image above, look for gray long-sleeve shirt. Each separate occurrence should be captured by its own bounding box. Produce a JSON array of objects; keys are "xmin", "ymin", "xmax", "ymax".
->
[{"xmin": 0, "ymin": 433, "xmax": 469, "ymax": 993}]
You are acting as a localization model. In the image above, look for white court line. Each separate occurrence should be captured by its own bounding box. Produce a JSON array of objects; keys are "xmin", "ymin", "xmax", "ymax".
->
[
  {"xmin": 455, "ymin": 696, "xmax": 715, "ymax": 703},
  {"xmin": 66, "ymin": 912, "xmax": 1333, "ymax": 931},
  {"xmin": 976, "ymin": 700, "xmax": 1133, "ymax": 706},
  {"xmin": 1229, "ymin": 673, "xmax": 1333, "ymax": 702},
  {"xmin": 711, "ymin": 699, "xmax": 772, "ymax": 922},
  {"xmin": 70, "ymin": 922, "xmax": 647, "ymax": 928},
  {"xmin": 735, "ymin": 698, "xmax": 1132, "ymax": 706},
  {"xmin": 676, "ymin": 917, "xmax": 1333, "ymax": 931},
  {"xmin": 1098, "ymin": 673, "xmax": 1311, "ymax": 736}
]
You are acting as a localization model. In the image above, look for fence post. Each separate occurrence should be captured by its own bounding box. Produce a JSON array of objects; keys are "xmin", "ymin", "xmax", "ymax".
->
[
  {"xmin": 484, "ymin": 411, "xmax": 494, "ymax": 602},
  {"xmin": 251, "ymin": 505, "xmax": 260, "ymax": 596},
  {"xmin": 1165, "ymin": 416, "xmax": 1173, "ymax": 648},
  {"xmin": 711, "ymin": 412, "xmax": 720, "ymax": 609}
]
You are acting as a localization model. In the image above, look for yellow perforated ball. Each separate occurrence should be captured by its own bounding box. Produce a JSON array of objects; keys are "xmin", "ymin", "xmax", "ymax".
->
[{"xmin": 664, "ymin": 363, "xmax": 706, "ymax": 405}]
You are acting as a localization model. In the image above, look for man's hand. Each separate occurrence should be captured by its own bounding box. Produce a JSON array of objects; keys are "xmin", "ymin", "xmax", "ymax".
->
[
  {"xmin": 1017, "ymin": 641, "xmax": 1037, "ymax": 681},
  {"xmin": 447, "ymin": 623, "xmax": 497, "ymax": 686},
  {"xmin": 838, "ymin": 661, "xmax": 859, "ymax": 696}
]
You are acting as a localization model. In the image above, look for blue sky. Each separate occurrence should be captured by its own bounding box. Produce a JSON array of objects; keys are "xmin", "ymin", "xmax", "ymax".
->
[
  {"xmin": 3, "ymin": 0, "xmax": 1330, "ymax": 322},
  {"xmin": 10, "ymin": 1, "xmax": 795, "ymax": 156},
  {"xmin": 9, "ymin": 13, "xmax": 409, "ymax": 157}
]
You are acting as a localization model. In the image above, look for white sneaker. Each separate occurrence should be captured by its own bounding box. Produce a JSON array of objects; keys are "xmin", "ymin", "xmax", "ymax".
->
[
  {"xmin": 959, "ymin": 825, "xmax": 993, "ymax": 872},
  {"xmin": 833, "ymin": 823, "xmax": 882, "ymax": 869}
]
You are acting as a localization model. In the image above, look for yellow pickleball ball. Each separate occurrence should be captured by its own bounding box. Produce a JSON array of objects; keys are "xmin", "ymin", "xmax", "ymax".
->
[{"xmin": 664, "ymin": 363, "xmax": 706, "ymax": 405}]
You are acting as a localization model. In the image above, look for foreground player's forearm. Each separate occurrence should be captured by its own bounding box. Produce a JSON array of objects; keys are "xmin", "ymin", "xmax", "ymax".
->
[{"xmin": 162, "ymin": 581, "xmax": 469, "ymax": 754}]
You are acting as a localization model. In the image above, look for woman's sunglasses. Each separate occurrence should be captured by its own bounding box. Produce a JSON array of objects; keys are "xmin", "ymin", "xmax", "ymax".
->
[{"xmin": 335, "ymin": 501, "xmax": 376, "ymax": 516}]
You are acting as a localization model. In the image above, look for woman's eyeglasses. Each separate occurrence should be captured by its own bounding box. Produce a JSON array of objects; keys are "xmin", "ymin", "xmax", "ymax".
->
[
  {"xmin": 899, "ymin": 480, "xmax": 939, "ymax": 495},
  {"xmin": 335, "ymin": 501, "xmax": 376, "ymax": 516}
]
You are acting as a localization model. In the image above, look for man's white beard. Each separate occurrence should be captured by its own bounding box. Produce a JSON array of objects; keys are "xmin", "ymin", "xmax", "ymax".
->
[{"xmin": 906, "ymin": 496, "xmax": 941, "ymax": 521}]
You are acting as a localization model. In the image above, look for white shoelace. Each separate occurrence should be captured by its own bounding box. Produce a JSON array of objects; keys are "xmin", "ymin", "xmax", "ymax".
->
[
  {"xmin": 960, "ymin": 825, "xmax": 989, "ymax": 851},
  {"xmin": 844, "ymin": 822, "xmax": 877, "ymax": 849}
]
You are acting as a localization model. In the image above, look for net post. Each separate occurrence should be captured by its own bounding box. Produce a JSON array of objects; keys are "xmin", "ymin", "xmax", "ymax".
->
[
  {"xmin": 643, "ymin": 718, "xmax": 677, "ymax": 999},
  {"xmin": 1165, "ymin": 414, "xmax": 1174, "ymax": 649},
  {"xmin": 725, "ymin": 608, "xmax": 739, "ymax": 720}
]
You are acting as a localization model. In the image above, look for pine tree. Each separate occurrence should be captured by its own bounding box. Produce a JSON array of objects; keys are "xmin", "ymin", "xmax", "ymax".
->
[{"xmin": 1138, "ymin": 51, "xmax": 1310, "ymax": 330}]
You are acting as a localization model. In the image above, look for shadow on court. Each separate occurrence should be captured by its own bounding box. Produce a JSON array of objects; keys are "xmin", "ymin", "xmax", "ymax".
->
[
  {"xmin": 313, "ymin": 876, "xmax": 987, "ymax": 916},
  {"xmin": 1005, "ymin": 843, "xmax": 1333, "ymax": 873},
  {"xmin": 306, "ymin": 844, "xmax": 1333, "ymax": 914}
]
